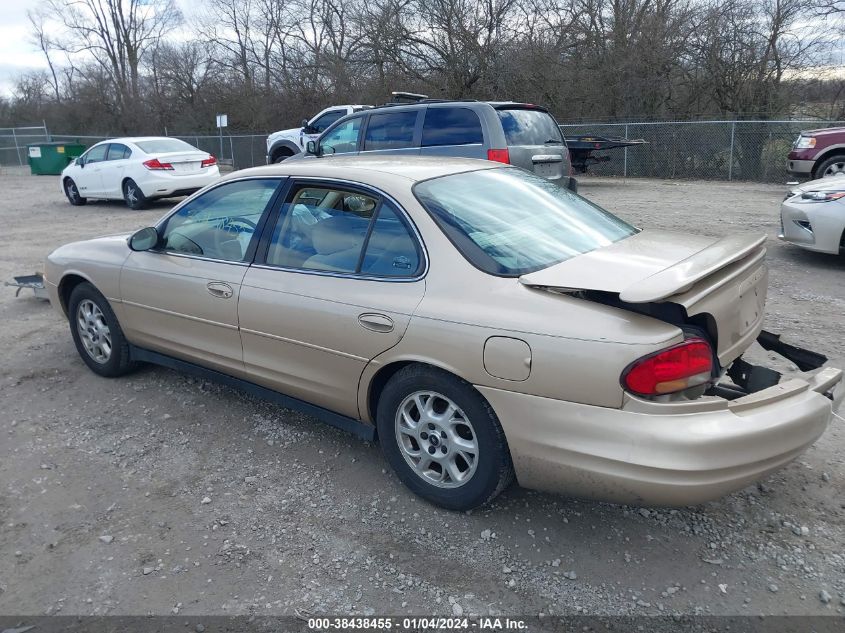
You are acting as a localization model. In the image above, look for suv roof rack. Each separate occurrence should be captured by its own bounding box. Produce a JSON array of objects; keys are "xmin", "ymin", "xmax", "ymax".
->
[
  {"xmin": 373, "ymin": 97, "xmax": 482, "ymax": 110},
  {"xmin": 391, "ymin": 91, "xmax": 429, "ymax": 102}
]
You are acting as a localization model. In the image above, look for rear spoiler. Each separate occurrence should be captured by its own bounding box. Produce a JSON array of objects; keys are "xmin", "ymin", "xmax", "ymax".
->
[
  {"xmin": 619, "ymin": 234, "xmax": 767, "ymax": 303},
  {"xmin": 519, "ymin": 232, "xmax": 767, "ymax": 304}
]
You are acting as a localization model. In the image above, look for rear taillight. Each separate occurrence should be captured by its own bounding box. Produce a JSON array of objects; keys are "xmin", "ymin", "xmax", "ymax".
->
[
  {"xmin": 487, "ymin": 149, "xmax": 510, "ymax": 164},
  {"xmin": 622, "ymin": 338, "xmax": 713, "ymax": 396},
  {"xmin": 143, "ymin": 158, "xmax": 173, "ymax": 170},
  {"xmin": 201, "ymin": 155, "xmax": 217, "ymax": 168}
]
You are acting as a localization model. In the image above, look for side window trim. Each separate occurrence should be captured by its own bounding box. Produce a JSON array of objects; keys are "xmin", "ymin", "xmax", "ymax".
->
[
  {"xmin": 253, "ymin": 177, "xmax": 427, "ymax": 281},
  {"xmin": 152, "ymin": 177, "xmax": 288, "ymax": 264},
  {"xmin": 353, "ymin": 199, "xmax": 387, "ymax": 273}
]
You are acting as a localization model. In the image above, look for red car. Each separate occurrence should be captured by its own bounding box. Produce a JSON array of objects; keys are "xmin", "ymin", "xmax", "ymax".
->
[{"xmin": 787, "ymin": 127, "xmax": 845, "ymax": 179}]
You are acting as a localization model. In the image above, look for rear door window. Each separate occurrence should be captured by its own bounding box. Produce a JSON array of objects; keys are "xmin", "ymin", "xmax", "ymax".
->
[
  {"xmin": 360, "ymin": 203, "xmax": 421, "ymax": 277},
  {"xmin": 264, "ymin": 183, "xmax": 421, "ymax": 278},
  {"xmin": 497, "ymin": 109, "xmax": 564, "ymax": 146},
  {"xmin": 363, "ymin": 111, "xmax": 419, "ymax": 151},
  {"xmin": 422, "ymin": 108, "xmax": 483, "ymax": 146},
  {"xmin": 107, "ymin": 143, "xmax": 131, "ymax": 160}
]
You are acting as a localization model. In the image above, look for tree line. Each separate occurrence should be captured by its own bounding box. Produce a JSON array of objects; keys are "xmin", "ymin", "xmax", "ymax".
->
[{"xmin": 1, "ymin": 0, "xmax": 842, "ymax": 135}]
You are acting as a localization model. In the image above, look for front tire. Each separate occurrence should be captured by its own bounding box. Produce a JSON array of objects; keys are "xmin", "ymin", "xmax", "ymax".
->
[
  {"xmin": 123, "ymin": 178, "xmax": 148, "ymax": 210},
  {"xmin": 377, "ymin": 365, "xmax": 514, "ymax": 510},
  {"xmin": 68, "ymin": 282, "xmax": 136, "ymax": 377},
  {"xmin": 64, "ymin": 178, "xmax": 87, "ymax": 206}
]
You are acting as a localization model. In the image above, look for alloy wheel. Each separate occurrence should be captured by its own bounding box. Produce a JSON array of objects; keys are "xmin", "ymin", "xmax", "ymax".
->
[
  {"xmin": 395, "ymin": 391, "xmax": 479, "ymax": 489},
  {"xmin": 823, "ymin": 162, "xmax": 845, "ymax": 177},
  {"xmin": 66, "ymin": 181, "xmax": 79, "ymax": 202},
  {"xmin": 125, "ymin": 183, "xmax": 138, "ymax": 204},
  {"xmin": 76, "ymin": 299, "xmax": 112, "ymax": 364}
]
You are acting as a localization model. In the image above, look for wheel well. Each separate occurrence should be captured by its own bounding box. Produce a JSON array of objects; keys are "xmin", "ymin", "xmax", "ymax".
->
[
  {"xmin": 57, "ymin": 274, "xmax": 88, "ymax": 316},
  {"xmin": 811, "ymin": 149, "xmax": 845, "ymax": 178},
  {"xmin": 367, "ymin": 361, "xmax": 414, "ymax": 424},
  {"xmin": 271, "ymin": 145, "xmax": 296, "ymax": 161},
  {"xmin": 367, "ymin": 360, "xmax": 476, "ymax": 425}
]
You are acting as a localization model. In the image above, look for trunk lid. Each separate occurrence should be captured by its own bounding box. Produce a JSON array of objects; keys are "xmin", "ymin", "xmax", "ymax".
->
[
  {"xmin": 155, "ymin": 151, "xmax": 210, "ymax": 175},
  {"xmin": 519, "ymin": 230, "xmax": 768, "ymax": 365}
]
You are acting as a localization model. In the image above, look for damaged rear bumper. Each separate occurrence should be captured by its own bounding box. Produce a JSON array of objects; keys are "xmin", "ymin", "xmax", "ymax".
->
[{"xmin": 478, "ymin": 333, "xmax": 842, "ymax": 506}]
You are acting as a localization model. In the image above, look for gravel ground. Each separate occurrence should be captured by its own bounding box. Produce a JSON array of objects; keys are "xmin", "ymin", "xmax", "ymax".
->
[{"xmin": 1, "ymin": 167, "xmax": 844, "ymax": 618}]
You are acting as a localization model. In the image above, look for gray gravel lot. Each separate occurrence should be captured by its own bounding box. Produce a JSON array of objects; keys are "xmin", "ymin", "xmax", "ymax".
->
[{"xmin": 1, "ymin": 167, "xmax": 843, "ymax": 617}]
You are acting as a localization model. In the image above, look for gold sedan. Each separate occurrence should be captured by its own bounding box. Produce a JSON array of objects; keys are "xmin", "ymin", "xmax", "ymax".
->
[{"xmin": 45, "ymin": 157, "xmax": 843, "ymax": 510}]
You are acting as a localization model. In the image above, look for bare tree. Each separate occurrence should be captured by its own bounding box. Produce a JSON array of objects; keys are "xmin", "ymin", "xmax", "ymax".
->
[
  {"xmin": 27, "ymin": 8, "xmax": 63, "ymax": 102},
  {"xmin": 41, "ymin": 0, "xmax": 182, "ymax": 128}
]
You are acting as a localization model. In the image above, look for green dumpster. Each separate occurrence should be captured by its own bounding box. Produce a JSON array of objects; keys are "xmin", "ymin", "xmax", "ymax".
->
[{"xmin": 27, "ymin": 142, "xmax": 87, "ymax": 175}]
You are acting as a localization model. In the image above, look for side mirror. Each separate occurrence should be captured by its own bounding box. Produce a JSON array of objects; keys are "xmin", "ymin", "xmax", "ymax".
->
[
  {"xmin": 129, "ymin": 227, "xmax": 159, "ymax": 251},
  {"xmin": 306, "ymin": 140, "xmax": 319, "ymax": 156},
  {"xmin": 78, "ymin": 157, "xmax": 85, "ymax": 168}
]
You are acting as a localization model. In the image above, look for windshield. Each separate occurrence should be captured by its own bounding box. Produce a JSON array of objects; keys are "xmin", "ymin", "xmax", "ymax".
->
[
  {"xmin": 497, "ymin": 109, "xmax": 564, "ymax": 145},
  {"xmin": 414, "ymin": 168, "xmax": 636, "ymax": 276},
  {"xmin": 135, "ymin": 139, "xmax": 198, "ymax": 154}
]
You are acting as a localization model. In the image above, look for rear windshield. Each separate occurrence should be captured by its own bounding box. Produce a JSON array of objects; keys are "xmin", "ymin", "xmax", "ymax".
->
[
  {"xmin": 414, "ymin": 168, "xmax": 636, "ymax": 276},
  {"xmin": 135, "ymin": 139, "xmax": 198, "ymax": 154},
  {"xmin": 497, "ymin": 108, "xmax": 564, "ymax": 146}
]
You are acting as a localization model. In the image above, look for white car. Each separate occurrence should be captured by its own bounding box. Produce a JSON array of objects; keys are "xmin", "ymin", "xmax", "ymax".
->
[
  {"xmin": 265, "ymin": 105, "xmax": 372, "ymax": 163},
  {"xmin": 780, "ymin": 176, "xmax": 845, "ymax": 254},
  {"xmin": 61, "ymin": 137, "xmax": 221, "ymax": 209}
]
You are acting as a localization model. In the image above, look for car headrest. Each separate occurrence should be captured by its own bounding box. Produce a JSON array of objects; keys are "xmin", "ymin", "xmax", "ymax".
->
[{"xmin": 311, "ymin": 215, "xmax": 364, "ymax": 255}]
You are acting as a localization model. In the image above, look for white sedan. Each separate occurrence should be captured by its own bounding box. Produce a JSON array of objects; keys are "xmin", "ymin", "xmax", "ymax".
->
[
  {"xmin": 780, "ymin": 177, "xmax": 845, "ymax": 254},
  {"xmin": 60, "ymin": 137, "xmax": 221, "ymax": 209}
]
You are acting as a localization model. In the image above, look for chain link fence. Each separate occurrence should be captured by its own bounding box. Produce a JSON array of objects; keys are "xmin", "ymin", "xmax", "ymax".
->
[
  {"xmin": 9, "ymin": 120, "xmax": 844, "ymax": 182},
  {"xmin": 49, "ymin": 133, "xmax": 270, "ymax": 171},
  {"xmin": 558, "ymin": 120, "xmax": 845, "ymax": 183},
  {"xmin": 0, "ymin": 125, "xmax": 50, "ymax": 166}
]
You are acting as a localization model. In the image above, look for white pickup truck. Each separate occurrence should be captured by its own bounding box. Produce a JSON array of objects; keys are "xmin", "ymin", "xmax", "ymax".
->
[{"xmin": 265, "ymin": 104, "xmax": 372, "ymax": 163}]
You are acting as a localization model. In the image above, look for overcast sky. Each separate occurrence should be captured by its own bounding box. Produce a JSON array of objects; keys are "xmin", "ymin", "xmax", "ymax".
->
[
  {"xmin": 0, "ymin": 0, "xmax": 196, "ymax": 98},
  {"xmin": 0, "ymin": 0, "xmax": 50, "ymax": 95}
]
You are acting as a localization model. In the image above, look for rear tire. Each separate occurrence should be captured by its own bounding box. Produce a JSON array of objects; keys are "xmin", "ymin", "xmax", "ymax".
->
[
  {"xmin": 814, "ymin": 154, "xmax": 845, "ymax": 179},
  {"xmin": 68, "ymin": 282, "xmax": 136, "ymax": 377},
  {"xmin": 64, "ymin": 178, "xmax": 87, "ymax": 206},
  {"xmin": 123, "ymin": 178, "xmax": 148, "ymax": 210},
  {"xmin": 376, "ymin": 364, "xmax": 514, "ymax": 510}
]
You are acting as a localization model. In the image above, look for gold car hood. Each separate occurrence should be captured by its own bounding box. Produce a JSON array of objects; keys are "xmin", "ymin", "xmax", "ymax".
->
[{"xmin": 519, "ymin": 230, "xmax": 767, "ymax": 304}]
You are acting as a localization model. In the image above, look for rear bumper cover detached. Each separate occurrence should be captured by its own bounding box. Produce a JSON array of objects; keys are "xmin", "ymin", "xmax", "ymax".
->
[{"xmin": 481, "ymin": 334, "xmax": 842, "ymax": 506}]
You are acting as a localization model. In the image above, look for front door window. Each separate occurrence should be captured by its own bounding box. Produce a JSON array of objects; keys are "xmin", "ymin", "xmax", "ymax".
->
[{"xmin": 158, "ymin": 179, "xmax": 279, "ymax": 262}]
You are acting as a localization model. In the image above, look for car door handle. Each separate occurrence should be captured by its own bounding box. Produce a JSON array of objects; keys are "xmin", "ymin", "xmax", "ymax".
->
[
  {"xmin": 358, "ymin": 313, "xmax": 394, "ymax": 333},
  {"xmin": 207, "ymin": 281, "xmax": 233, "ymax": 299}
]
